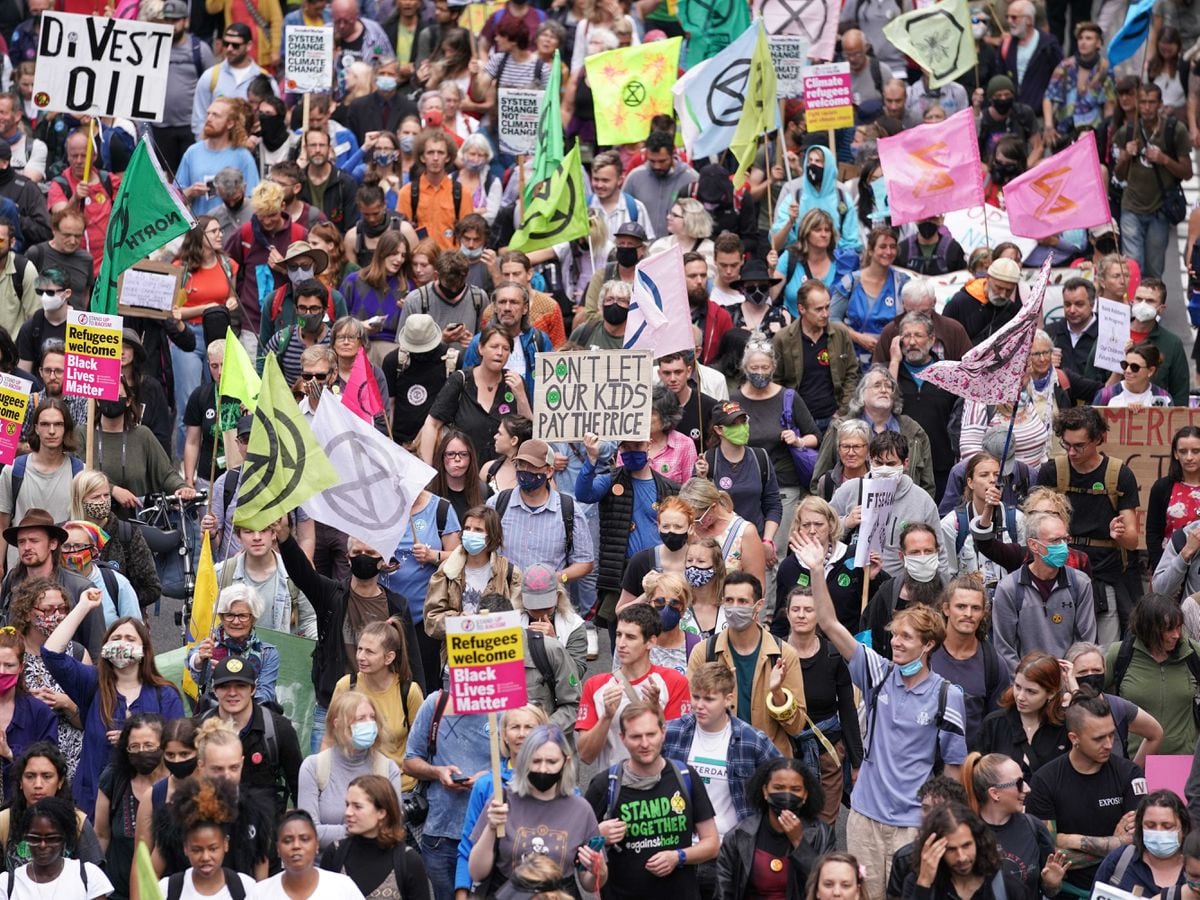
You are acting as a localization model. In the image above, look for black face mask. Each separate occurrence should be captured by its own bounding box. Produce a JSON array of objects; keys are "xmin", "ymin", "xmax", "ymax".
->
[
  {"xmin": 129, "ymin": 750, "xmax": 163, "ymax": 775},
  {"xmin": 616, "ymin": 247, "xmax": 640, "ymax": 268},
  {"xmin": 603, "ymin": 303, "xmax": 629, "ymax": 325},
  {"xmin": 258, "ymin": 114, "xmax": 289, "ymax": 151},
  {"xmin": 1077, "ymin": 52, "xmax": 1099, "ymax": 70},
  {"xmin": 99, "ymin": 398, "xmax": 127, "ymax": 419},
  {"xmin": 0, "ymin": 166, "xmax": 14, "ymax": 187},
  {"xmin": 165, "ymin": 757, "xmax": 198, "ymax": 779},
  {"xmin": 806, "ymin": 164, "xmax": 824, "ymax": 188},
  {"xmin": 1075, "ymin": 673, "xmax": 1105, "ymax": 694},
  {"xmin": 917, "ymin": 221, "xmax": 939, "ymax": 240},
  {"xmin": 990, "ymin": 162, "xmax": 1020, "ymax": 185},
  {"xmin": 350, "ymin": 553, "xmax": 381, "ymax": 579},
  {"xmin": 362, "ymin": 214, "xmax": 392, "ymax": 238},
  {"xmin": 767, "ymin": 791, "xmax": 806, "ymax": 814},
  {"xmin": 991, "ymin": 96, "xmax": 1014, "ymax": 115},
  {"xmin": 659, "ymin": 530, "xmax": 688, "ymax": 552},
  {"xmin": 527, "ymin": 769, "xmax": 563, "ymax": 792}
]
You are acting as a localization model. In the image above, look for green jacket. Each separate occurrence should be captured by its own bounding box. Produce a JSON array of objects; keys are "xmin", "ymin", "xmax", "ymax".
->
[
  {"xmin": 1105, "ymin": 636, "xmax": 1200, "ymax": 756},
  {"xmin": 772, "ymin": 319, "xmax": 860, "ymax": 416},
  {"xmin": 810, "ymin": 413, "xmax": 936, "ymax": 500}
]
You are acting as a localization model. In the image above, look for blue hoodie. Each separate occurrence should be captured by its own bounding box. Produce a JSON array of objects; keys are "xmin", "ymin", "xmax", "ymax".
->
[{"xmin": 770, "ymin": 145, "xmax": 861, "ymax": 251}]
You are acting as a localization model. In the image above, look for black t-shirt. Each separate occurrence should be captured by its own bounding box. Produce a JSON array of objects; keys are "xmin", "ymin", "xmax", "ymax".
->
[
  {"xmin": 382, "ymin": 347, "xmax": 447, "ymax": 444},
  {"xmin": 799, "ymin": 330, "xmax": 837, "ymax": 421},
  {"xmin": 585, "ymin": 762, "xmax": 716, "ymax": 900},
  {"xmin": 990, "ymin": 813, "xmax": 1055, "ymax": 900},
  {"xmin": 676, "ymin": 386, "xmax": 718, "ymax": 454},
  {"xmin": 183, "ymin": 382, "xmax": 222, "ymax": 480},
  {"xmin": 1025, "ymin": 753, "xmax": 1146, "ymax": 888},
  {"xmin": 428, "ymin": 368, "xmax": 506, "ymax": 465},
  {"xmin": 773, "ymin": 554, "xmax": 865, "ymax": 637},
  {"xmin": 979, "ymin": 103, "xmax": 1038, "ymax": 155},
  {"xmin": 621, "ymin": 546, "xmax": 662, "ymax": 597},
  {"xmin": 1034, "ymin": 456, "xmax": 1140, "ymax": 582},
  {"xmin": 15, "ymin": 311, "xmax": 66, "ymax": 365}
]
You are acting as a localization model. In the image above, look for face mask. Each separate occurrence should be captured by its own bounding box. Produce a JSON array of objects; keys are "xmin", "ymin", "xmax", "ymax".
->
[
  {"xmin": 350, "ymin": 554, "xmax": 381, "ymax": 579},
  {"xmin": 1144, "ymin": 831, "xmax": 1181, "ymax": 859},
  {"xmin": 83, "ymin": 499, "xmax": 111, "ymax": 523},
  {"xmin": 723, "ymin": 603, "xmax": 756, "ymax": 631},
  {"xmin": 660, "ymin": 606, "xmax": 681, "ymax": 631},
  {"xmin": 1131, "ymin": 301, "xmax": 1157, "ymax": 323},
  {"xmin": 972, "ymin": 21, "xmax": 987, "ymax": 38},
  {"xmin": 298, "ymin": 313, "xmax": 325, "ymax": 333},
  {"xmin": 517, "ymin": 471, "xmax": 548, "ymax": 493},
  {"xmin": 743, "ymin": 285, "xmax": 770, "ymax": 305},
  {"xmin": 376, "ymin": 75, "xmax": 398, "ymax": 92},
  {"xmin": 659, "ymin": 530, "xmax": 688, "ymax": 552},
  {"xmin": 767, "ymin": 791, "xmax": 806, "ymax": 813},
  {"xmin": 806, "ymin": 164, "xmax": 824, "ymax": 188},
  {"xmin": 991, "ymin": 96, "xmax": 1014, "ymax": 115},
  {"xmin": 870, "ymin": 464, "xmax": 903, "ymax": 480},
  {"xmin": 991, "ymin": 163, "xmax": 1020, "ymax": 185},
  {"xmin": 61, "ymin": 548, "xmax": 93, "ymax": 573},
  {"xmin": 527, "ymin": 769, "xmax": 564, "ymax": 792},
  {"xmin": 99, "ymin": 398, "xmax": 127, "ymax": 419},
  {"xmin": 33, "ymin": 611, "xmax": 63, "ymax": 637},
  {"xmin": 686, "ymin": 566, "xmax": 715, "ymax": 588},
  {"xmin": 399, "ymin": 135, "xmax": 415, "ymax": 153},
  {"xmin": 746, "ymin": 372, "xmax": 771, "ymax": 390},
  {"xmin": 917, "ymin": 221, "xmax": 939, "ymax": 240},
  {"xmin": 1078, "ymin": 52, "xmax": 1100, "ymax": 70},
  {"xmin": 461, "ymin": 245, "xmax": 484, "ymax": 260},
  {"xmin": 129, "ymin": 749, "xmax": 163, "ymax": 775},
  {"xmin": 351, "ymin": 721, "xmax": 378, "ymax": 749},
  {"xmin": 603, "ymin": 303, "xmax": 629, "ymax": 325},
  {"xmin": 1039, "ymin": 541, "xmax": 1069, "ymax": 569},
  {"xmin": 0, "ymin": 673, "xmax": 18, "ymax": 693},
  {"xmin": 464, "ymin": 159, "xmax": 487, "ymax": 173},
  {"xmin": 1076, "ymin": 673, "xmax": 1105, "ymax": 694},
  {"xmin": 903, "ymin": 553, "xmax": 939, "ymax": 584},
  {"xmin": 101, "ymin": 641, "xmax": 143, "ymax": 668},
  {"xmin": 621, "ymin": 450, "xmax": 648, "ymax": 471},
  {"xmin": 899, "ymin": 658, "xmax": 924, "ymax": 677},
  {"xmin": 722, "ymin": 423, "xmax": 750, "ymax": 446},
  {"xmin": 373, "ymin": 151, "xmax": 398, "ymax": 166},
  {"xmin": 288, "ymin": 266, "xmax": 314, "ymax": 285},
  {"xmin": 461, "ymin": 532, "xmax": 488, "ymax": 555},
  {"xmin": 165, "ymin": 757, "xmax": 198, "ymax": 779},
  {"xmin": 40, "ymin": 292, "xmax": 65, "ymax": 313},
  {"xmin": 615, "ymin": 247, "xmax": 640, "ymax": 268}
]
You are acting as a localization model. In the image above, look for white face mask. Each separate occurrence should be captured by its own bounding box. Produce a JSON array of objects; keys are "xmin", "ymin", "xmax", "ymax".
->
[
  {"xmin": 972, "ymin": 21, "xmax": 987, "ymax": 39},
  {"xmin": 1130, "ymin": 300, "xmax": 1158, "ymax": 323},
  {"xmin": 870, "ymin": 464, "xmax": 903, "ymax": 480},
  {"xmin": 903, "ymin": 553, "xmax": 940, "ymax": 584},
  {"xmin": 40, "ymin": 292, "xmax": 66, "ymax": 313}
]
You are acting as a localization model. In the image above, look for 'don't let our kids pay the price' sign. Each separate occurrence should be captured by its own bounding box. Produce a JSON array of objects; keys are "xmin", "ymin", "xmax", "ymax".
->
[
  {"xmin": 65, "ymin": 308, "xmax": 123, "ymax": 401},
  {"xmin": 445, "ymin": 611, "xmax": 527, "ymax": 714}
]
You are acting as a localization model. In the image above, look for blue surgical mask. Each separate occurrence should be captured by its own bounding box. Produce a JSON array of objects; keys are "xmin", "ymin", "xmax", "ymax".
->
[
  {"xmin": 660, "ymin": 606, "xmax": 681, "ymax": 631},
  {"xmin": 461, "ymin": 532, "xmax": 487, "ymax": 555},
  {"xmin": 621, "ymin": 450, "xmax": 648, "ymax": 471},
  {"xmin": 461, "ymin": 245, "xmax": 484, "ymax": 260},
  {"xmin": 351, "ymin": 721, "xmax": 378, "ymax": 750},
  {"xmin": 898, "ymin": 659, "xmax": 923, "ymax": 677},
  {"xmin": 1144, "ymin": 830, "xmax": 1181, "ymax": 859},
  {"xmin": 1039, "ymin": 541, "xmax": 1069, "ymax": 569},
  {"xmin": 399, "ymin": 135, "xmax": 415, "ymax": 153},
  {"xmin": 870, "ymin": 178, "xmax": 890, "ymax": 220},
  {"xmin": 376, "ymin": 75, "xmax": 398, "ymax": 92}
]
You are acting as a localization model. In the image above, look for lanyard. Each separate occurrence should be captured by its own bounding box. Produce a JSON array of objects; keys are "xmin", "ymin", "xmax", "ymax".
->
[{"xmin": 97, "ymin": 430, "xmax": 128, "ymax": 485}]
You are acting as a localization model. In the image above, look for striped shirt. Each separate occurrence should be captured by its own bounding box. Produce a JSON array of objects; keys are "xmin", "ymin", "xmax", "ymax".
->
[{"xmin": 485, "ymin": 488, "xmax": 596, "ymax": 600}]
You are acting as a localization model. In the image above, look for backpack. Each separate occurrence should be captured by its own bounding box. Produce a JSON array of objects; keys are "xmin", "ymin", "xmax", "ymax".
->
[
  {"xmin": 705, "ymin": 630, "xmax": 782, "ymax": 664},
  {"xmin": 1053, "ymin": 455, "xmax": 1126, "ymax": 561},
  {"xmin": 408, "ymin": 177, "xmax": 463, "ymax": 229},
  {"xmin": 622, "ymin": 193, "xmax": 639, "ymax": 224},
  {"xmin": 51, "ymin": 171, "xmax": 114, "ymax": 205},
  {"xmin": 167, "ymin": 869, "xmax": 245, "ymax": 900},
  {"xmin": 1112, "ymin": 633, "xmax": 1200, "ymax": 728},
  {"xmin": 354, "ymin": 213, "xmax": 407, "ymax": 266},
  {"xmin": 189, "ymin": 35, "xmax": 204, "ymax": 79},
  {"xmin": 525, "ymin": 627, "xmax": 558, "ymax": 709},
  {"xmin": 411, "ymin": 281, "xmax": 481, "ymax": 321},
  {"xmin": 702, "ymin": 446, "xmax": 770, "ymax": 495},
  {"xmin": 954, "ymin": 504, "xmax": 1019, "ymax": 556},
  {"xmin": 604, "ymin": 757, "xmax": 694, "ymax": 821},
  {"xmin": 349, "ymin": 669, "xmax": 414, "ymax": 734},
  {"xmin": 314, "ymin": 746, "xmax": 390, "ymax": 792},
  {"xmin": 5, "ymin": 252, "xmax": 27, "ymax": 301},
  {"xmin": 863, "ymin": 662, "xmax": 960, "ymax": 774},
  {"xmin": 6, "ymin": 859, "xmax": 89, "ymax": 897},
  {"xmin": 11, "ymin": 454, "xmax": 84, "ymax": 510},
  {"xmin": 326, "ymin": 838, "xmax": 408, "ymax": 891},
  {"xmin": 494, "ymin": 52, "xmax": 546, "ymax": 91},
  {"xmin": 494, "ymin": 488, "xmax": 575, "ymax": 561}
]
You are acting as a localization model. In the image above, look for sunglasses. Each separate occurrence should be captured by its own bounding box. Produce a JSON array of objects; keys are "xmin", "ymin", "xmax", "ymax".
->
[
  {"xmin": 33, "ymin": 288, "xmax": 61, "ymax": 297},
  {"xmin": 1119, "ymin": 360, "xmax": 1146, "ymax": 372},
  {"xmin": 992, "ymin": 777, "xmax": 1026, "ymax": 792},
  {"xmin": 300, "ymin": 371, "xmax": 331, "ymax": 380}
]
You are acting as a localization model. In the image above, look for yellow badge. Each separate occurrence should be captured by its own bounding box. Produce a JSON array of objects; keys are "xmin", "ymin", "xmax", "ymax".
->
[
  {"xmin": 1051, "ymin": 614, "xmax": 1063, "ymax": 624},
  {"xmin": 670, "ymin": 791, "xmax": 686, "ymax": 815},
  {"xmin": 770, "ymin": 859, "xmax": 784, "ymax": 873},
  {"xmin": 226, "ymin": 658, "xmax": 244, "ymax": 673}
]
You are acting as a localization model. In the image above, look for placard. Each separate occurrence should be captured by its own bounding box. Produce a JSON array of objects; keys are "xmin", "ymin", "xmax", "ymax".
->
[
  {"xmin": 802, "ymin": 62, "xmax": 853, "ymax": 131},
  {"xmin": 0, "ymin": 374, "xmax": 31, "ymax": 465},
  {"xmin": 284, "ymin": 26, "xmax": 333, "ymax": 93},
  {"xmin": 445, "ymin": 611, "xmax": 527, "ymax": 714},
  {"xmin": 853, "ymin": 476, "xmax": 898, "ymax": 568},
  {"xmin": 497, "ymin": 89, "xmax": 541, "ymax": 156},
  {"xmin": 33, "ymin": 13, "xmax": 173, "ymax": 121},
  {"xmin": 117, "ymin": 261, "xmax": 183, "ymax": 320},
  {"xmin": 1095, "ymin": 296, "xmax": 1131, "ymax": 375},
  {"xmin": 533, "ymin": 350, "xmax": 653, "ymax": 442},
  {"xmin": 769, "ymin": 36, "xmax": 808, "ymax": 98},
  {"xmin": 64, "ymin": 309, "xmax": 123, "ymax": 401}
]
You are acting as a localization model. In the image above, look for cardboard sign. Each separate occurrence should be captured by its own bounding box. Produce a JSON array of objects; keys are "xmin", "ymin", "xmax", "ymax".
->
[
  {"xmin": 769, "ymin": 36, "xmax": 808, "ymax": 98},
  {"xmin": 1095, "ymin": 297, "xmax": 1131, "ymax": 374},
  {"xmin": 284, "ymin": 26, "xmax": 333, "ymax": 93},
  {"xmin": 117, "ymin": 261, "xmax": 183, "ymax": 320},
  {"xmin": 33, "ymin": 13, "xmax": 173, "ymax": 121},
  {"xmin": 0, "ymin": 374, "xmax": 30, "ymax": 466},
  {"xmin": 64, "ymin": 309, "xmax": 123, "ymax": 400},
  {"xmin": 854, "ymin": 476, "xmax": 898, "ymax": 568},
  {"xmin": 497, "ymin": 89, "xmax": 541, "ymax": 156},
  {"xmin": 533, "ymin": 351, "xmax": 653, "ymax": 442},
  {"xmin": 802, "ymin": 62, "xmax": 853, "ymax": 131},
  {"xmin": 1146, "ymin": 755, "xmax": 1192, "ymax": 798},
  {"xmin": 445, "ymin": 611, "xmax": 527, "ymax": 714}
]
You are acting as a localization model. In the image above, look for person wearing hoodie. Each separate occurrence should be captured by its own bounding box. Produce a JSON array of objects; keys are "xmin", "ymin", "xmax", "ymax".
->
[
  {"xmin": 828, "ymin": 431, "xmax": 948, "ymax": 580},
  {"xmin": 942, "ymin": 256, "xmax": 1023, "ymax": 343},
  {"xmin": 771, "ymin": 145, "xmax": 861, "ymax": 254},
  {"xmin": 622, "ymin": 131, "xmax": 699, "ymax": 237}
]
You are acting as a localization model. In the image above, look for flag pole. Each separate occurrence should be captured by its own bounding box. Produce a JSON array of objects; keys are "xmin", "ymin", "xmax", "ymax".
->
[
  {"xmin": 765, "ymin": 124, "xmax": 776, "ymax": 224},
  {"xmin": 780, "ymin": 99, "xmax": 793, "ymax": 181},
  {"xmin": 85, "ymin": 400, "xmax": 95, "ymax": 469},
  {"xmin": 83, "ymin": 117, "xmax": 96, "ymax": 185}
]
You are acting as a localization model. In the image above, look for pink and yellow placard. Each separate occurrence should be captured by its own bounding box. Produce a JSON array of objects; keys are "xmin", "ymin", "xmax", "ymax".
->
[
  {"xmin": 446, "ymin": 611, "xmax": 527, "ymax": 713},
  {"xmin": 0, "ymin": 373, "xmax": 30, "ymax": 465},
  {"xmin": 65, "ymin": 309, "xmax": 123, "ymax": 401}
]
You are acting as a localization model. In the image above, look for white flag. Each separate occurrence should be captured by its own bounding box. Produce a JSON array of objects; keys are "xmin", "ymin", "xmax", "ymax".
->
[
  {"xmin": 624, "ymin": 246, "xmax": 694, "ymax": 358},
  {"xmin": 304, "ymin": 394, "xmax": 437, "ymax": 556}
]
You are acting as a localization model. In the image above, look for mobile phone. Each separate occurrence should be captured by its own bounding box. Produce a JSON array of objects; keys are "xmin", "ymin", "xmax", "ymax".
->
[{"xmin": 450, "ymin": 772, "xmax": 471, "ymax": 783}]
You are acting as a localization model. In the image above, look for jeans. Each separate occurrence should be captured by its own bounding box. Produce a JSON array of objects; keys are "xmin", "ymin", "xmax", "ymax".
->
[
  {"xmin": 310, "ymin": 704, "xmax": 327, "ymax": 754},
  {"xmin": 419, "ymin": 834, "xmax": 459, "ymax": 900},
  {"xmin": 171, "ymin": 321, "xmax": 207, "ymax": 457},
  {"xmin": 1121, "ymin": 208, "xmax": 1170, "ymax": 279}
]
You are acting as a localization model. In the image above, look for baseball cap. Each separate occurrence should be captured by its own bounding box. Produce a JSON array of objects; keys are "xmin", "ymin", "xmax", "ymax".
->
[{"xmin": 521, "ymin": 563, "xmax": 559, "ymax": 610}]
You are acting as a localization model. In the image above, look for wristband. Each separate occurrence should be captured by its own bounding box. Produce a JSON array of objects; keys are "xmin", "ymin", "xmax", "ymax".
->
[
  {"xmin": 763, "ymin": 538, "xmax": 775, "ymax": 548},
  {"xmin": 676, "ymin": 849, "xmax": 687, "ymax": 868}
]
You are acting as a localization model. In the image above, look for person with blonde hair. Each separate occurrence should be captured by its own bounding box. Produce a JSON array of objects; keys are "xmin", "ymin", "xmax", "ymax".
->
[
  {"xmin": 298, "ymin": 690, "xmax": 404, "ymax": 848},
  {"xmin": 636, "ymin": 571, "xmax": 701, "ymax": 673},
  {"xmin": 774, "ymin": 495, "xmax": 864, "ymax": 636},
  {"xmin": 453, "ymin": 133, "xmax": 501, "ymax": 223},
  {"xmin": 649, "ymin": 198, "xmax": 715, "ymax": 267},
  {"xmin": 679, "ymin": 477, "xmax": 766, "ymax": 588},
  {"xmin": 71, "ymin": 470, "xmax": 160, "ymax": 611},
  {"xmin": 681, "ymin": 538, "xmax": 727, "ymax": 638}
]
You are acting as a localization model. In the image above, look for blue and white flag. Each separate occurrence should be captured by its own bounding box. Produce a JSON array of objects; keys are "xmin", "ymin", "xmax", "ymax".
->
[
  {"xmin": 624, "ymin": 246, "xmax": 692, "ymax": 358},
  {"xmin": 1107, "ymin": 0, "xmax": 1155, "ymax": 68},
  {"xmin": 674, "ymin": 22, "xmax": 768, "ymax": 161}
]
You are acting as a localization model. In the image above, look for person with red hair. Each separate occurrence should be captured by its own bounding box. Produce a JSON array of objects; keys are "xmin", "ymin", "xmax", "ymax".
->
[{"xmin": 978, "ymin": 651, "xmax": 1070, "ymax": 779}]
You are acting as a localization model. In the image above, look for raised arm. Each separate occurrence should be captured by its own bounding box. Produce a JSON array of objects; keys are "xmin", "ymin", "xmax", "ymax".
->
[{"xmin": 795, "ymin": 534, "xmax": 858, "ymax": 661}]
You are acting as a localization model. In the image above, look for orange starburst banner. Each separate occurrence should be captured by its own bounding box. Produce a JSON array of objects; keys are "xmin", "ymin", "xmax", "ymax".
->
[{"xmin": 585, "ymin": 38, "xmax": 682, "ymax": 146}]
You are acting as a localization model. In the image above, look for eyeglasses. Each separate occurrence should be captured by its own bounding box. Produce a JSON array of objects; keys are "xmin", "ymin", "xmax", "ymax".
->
[
  {"xmin": 223, "ymin": 39, "xmax": 246, "ymax": 48},
  {"xmin": 24, "ymin": 834, "xmax": 64, "ymax": 846},
  {"xmin": 649, "ymin": 597, "xmax": 684, "ymax": 610},
  {"xmin": 35, "ymin": 605, "xmax": 68, "ymax": 616},
  {"xmin": 839, "ymin": 442, "xmax": 867, "ymax": 452},
  {"xmin": 60, "ymin": 543, "xmax": 93, "ymax": 553},
  {"xmin": 300, "ymin": 370, "xmax": 331, "ymax": 380},
  {"xmin": 1029, "ymin": 350, "xmax": 1052, "ymax": 359},
  {"xmin": 334, "ymin": 335, "xmax": 359, "ymax": 344},
  {"xmin": 40, "ymin": 368, "xmax": 64, "ymax": 377},
  {"xmin": 1119, "ymin": 360, "xmax": 1145, "ymax": 372},
  {"xmin": 992, "ymin": 777, "xmax": 1026, "ymax": 792},
  {"xmin": 221, "ymin": 612, "xmax": 252, "ymax": 622},
  {"xmin": 296, "ymin": 307, "xmax": 324, "ymax": 316},
  {"xmin": 1058, "ymin": 439, "xmax": 1094, "ymax": 454},
  {"xmin": 444, "ymin": 450, "xmax": 470, "ymax": 460}
]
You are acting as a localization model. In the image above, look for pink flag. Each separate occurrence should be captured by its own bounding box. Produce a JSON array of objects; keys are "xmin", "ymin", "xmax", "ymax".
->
[
  {"xmin": 876, "ymin": 108, "xmax": 983, "ymax": 225},
  {"xmin": 342, "ymin": 348, "xmax": 384, "ymax": 423},
  {"xmin": 624, "ymin": 246, "xmax": 694, "ymax": 359},
  {"xmin": 1003, "ymin": 132, "xmax": 1111, "ymax": 239},
  {"xmin": 754, "ymin": 0, "xmax": 838, "ymax": 62},
  {"xmin": 920, "ymin": 259, "xmax": 1051, "ymax": 405}
]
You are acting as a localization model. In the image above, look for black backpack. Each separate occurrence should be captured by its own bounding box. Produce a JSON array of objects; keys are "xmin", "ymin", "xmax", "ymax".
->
[
  {"xmin": 167, "ymin": 869, "xmax": 245, "ymax": 900},
  {"xmin": 494, "ymin": 489, "xmax": 574, "ymax": 561},
  {"xmin": 864, "ymin": 663, "xmax": 961, "ymax": 774},
  {"xmin": 409, "ymin": 178, "xmax": 463, "ymax": 230}
]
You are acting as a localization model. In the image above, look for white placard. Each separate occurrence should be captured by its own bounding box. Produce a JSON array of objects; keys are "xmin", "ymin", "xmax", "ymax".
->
[
  {"xmin": 498, "ymin": 89, "xmax": 541, "ymax": 156},
  {"xmin": 854, "ymin": 476, "xmax": 898, "ymax": 568},
  {"xmin": 284, "ymin": 26, "xmax": 334, "ymax": 93},
  {"xmin": 32, "ymin": 13, "xmax": 173, "ymax": 122},
  {"xmin": 769, "ymin": 36, "xmax": 808, "ymax": 98},
  {"xmin": 941, "ymin": 206, "xmax": 1039, "ymax": 261},
  {"xmin": 1095, "ymin": 296, "xmax": 1131, "ymax": 375}
]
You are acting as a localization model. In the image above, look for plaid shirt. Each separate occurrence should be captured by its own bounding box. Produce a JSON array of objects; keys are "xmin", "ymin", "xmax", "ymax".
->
[{"xmin": 663, "ymin": 713, "xmax": 782, "ymax": 823}]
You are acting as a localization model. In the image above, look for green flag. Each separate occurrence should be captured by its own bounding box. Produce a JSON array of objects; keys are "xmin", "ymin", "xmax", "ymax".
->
[
  {"xmin": 729, "ymin": 22, "xmax": 777, "ymax": 184},
  {"xmin": 135, "ymin": 843, "xmax": 164, "ymax": 900},
  {"xmin": 92, "ymin": 139, "xmax": 194, "ymax": 316},
  {"xmin": 218, "ymin": 327, "xmax": 261, "ymax": 412},
  {"xmin": 679, "ymin": 0, "xmax": 751, "ymax": 69},
  {"xmin": 510, "ymin": 144, "xmax": 589, "ymax": 255},
  {"xmin": 883, "ymin": 0, "xmax": 977, "ymax": 89},
  {"xmin": 525, "ymin": 49, "xmax": 563, "ymax": 205},
  {"xmin": 233, "ymin": 354, "xmax": 339, "ymax": 531}
]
